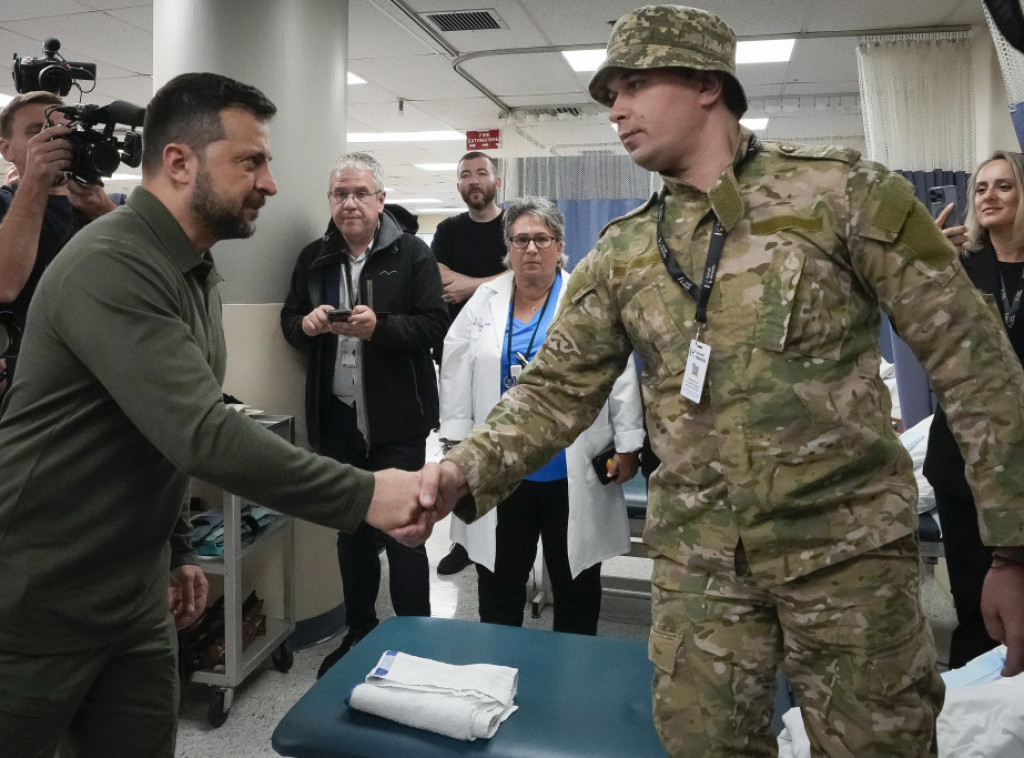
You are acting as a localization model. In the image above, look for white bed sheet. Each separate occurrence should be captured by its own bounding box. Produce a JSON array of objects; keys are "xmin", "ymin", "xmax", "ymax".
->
[{"xmin": 777, "ymin": 646, "xmax": 1024, "ymax": 757}]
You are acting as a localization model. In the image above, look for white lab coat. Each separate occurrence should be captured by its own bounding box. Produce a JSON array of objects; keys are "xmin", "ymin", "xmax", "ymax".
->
[{"xmin": 438, "ymin": 270, "xmax": 645, "ymax": 576}]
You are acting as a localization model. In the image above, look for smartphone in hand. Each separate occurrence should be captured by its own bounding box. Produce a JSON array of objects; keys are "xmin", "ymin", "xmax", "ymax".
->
[
  {"xmin": 327, "ymin": 309, "xmax": 352, "ymax": 323},
  {"xmin": 590, "ymin": 447, "xmax": 616, "ymax": 485},
  {"xmin": 927, "ymin": 185, "xmax": 959, "ymax": 228}
]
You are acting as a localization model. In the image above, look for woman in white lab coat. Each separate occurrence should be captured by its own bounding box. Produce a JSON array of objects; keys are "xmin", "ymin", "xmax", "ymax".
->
[{"xmin": 438, "ymin": 196, "xmax": 644, "ymax": 634}]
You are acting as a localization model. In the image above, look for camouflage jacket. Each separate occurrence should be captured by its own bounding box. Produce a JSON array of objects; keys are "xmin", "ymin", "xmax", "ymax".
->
[{"xmin": 446, "ymin": 128, "xmax": 1024, "ymax": 590}]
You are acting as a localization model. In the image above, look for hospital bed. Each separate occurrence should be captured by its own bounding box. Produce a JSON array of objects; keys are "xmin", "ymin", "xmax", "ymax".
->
[{"xmin": 777, "ymin": 646, "xmax": 1024, "ymax": 757}]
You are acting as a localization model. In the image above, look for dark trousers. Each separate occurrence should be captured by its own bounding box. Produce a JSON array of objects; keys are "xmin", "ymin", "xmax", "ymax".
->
[
  {"xmin": 934, "ymin": 489, "xmax": 997, "ymax": 667},
  {"xmin": 0, "ymin": 616, "xmax": 178, "ymax": 758},
  {"xmin": 321, "ymin": 398, "xmax": 430, "ymax": 634},
  {"xmin": 476, "ymin": 478, "xmax": 602, "ymax": 635}
]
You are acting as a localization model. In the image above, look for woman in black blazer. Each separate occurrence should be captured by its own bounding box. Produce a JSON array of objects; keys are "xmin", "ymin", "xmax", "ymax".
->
[{"xmin": 925, "ymin": 150, "xmax": 1024, "ymax": 668}]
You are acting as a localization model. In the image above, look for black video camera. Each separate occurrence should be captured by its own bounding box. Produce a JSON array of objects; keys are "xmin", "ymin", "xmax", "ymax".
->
[
  {"xmin": 12, "ymin": 37, "xmax": 145, "ymax": 185},
  {"xmin": 12, "ymin": 38, "xmax": 95, "ymax": 97},
  {"xmin": 44, "ymin": 101, "xmax": 145, "ymax": 186}
]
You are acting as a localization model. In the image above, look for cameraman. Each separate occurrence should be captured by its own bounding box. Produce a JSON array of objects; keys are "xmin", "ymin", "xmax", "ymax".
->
[{"xmin": 0, "ymin": 91, "xmax": 122, "ymax": 402}]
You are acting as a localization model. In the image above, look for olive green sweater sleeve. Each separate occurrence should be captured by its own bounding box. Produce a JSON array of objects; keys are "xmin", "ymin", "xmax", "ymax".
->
[{"xmin": 66, "ymin": 192, "xmax": 375, "ymax": 531}]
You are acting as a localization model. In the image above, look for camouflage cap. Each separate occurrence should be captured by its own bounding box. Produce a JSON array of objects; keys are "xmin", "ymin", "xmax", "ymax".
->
[{"xmin": 588, "ymin": 5, "xmax": 748, "ymax": 115}]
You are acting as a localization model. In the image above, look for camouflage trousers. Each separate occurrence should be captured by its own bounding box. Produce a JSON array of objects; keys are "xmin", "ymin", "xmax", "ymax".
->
[{"xmin": 648, "ymin": 534, "xmax": 945, "ymax": 757}]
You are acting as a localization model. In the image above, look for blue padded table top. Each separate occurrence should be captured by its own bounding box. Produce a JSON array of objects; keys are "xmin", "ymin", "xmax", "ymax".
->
[{"xmin": 272, "ymin": 616, "xmax": 666, "ymax": 758}]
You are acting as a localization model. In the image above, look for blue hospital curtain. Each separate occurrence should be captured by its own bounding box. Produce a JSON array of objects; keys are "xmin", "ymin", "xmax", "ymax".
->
[{"xmin": 559, "ymin": 198, "xmax": 647, "ymax": 270}]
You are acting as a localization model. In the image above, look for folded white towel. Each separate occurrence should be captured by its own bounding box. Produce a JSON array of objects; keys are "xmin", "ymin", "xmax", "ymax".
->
[{"xmin": 347, "ymin": 650, "xmax": 519, "ymax": 741}]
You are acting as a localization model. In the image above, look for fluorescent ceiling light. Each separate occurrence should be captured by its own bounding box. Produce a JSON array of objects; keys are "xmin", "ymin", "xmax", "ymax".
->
[
  {"xmin": 415, "ymin": 163, "xmax": 459, "ymax": 172},
  {"xmin": 562, "ymin": 39, "xmax": 794, "ymax": 72},
  {"xmin": 412, "ymin": 207, "xmax": 464, "ymax": 214},
  {"xmin": 386, "ymin": 198, "xmax": 442, "ymax": 204},
  {"xmin": 739, "ymin": 117, "xmax": 769, "ymax": 131},
  {"xmin": 0, "ymin": 93, "xmax": 12, "ymax": 108},
  {"xmin": 109, "ymin": 172, "xmax": 142, "ymax": 181},
  {"xmin": 562, "ymin": 49, "xmax": 606, "ymax": 72},
  {"xmin": 348, "ymin": 72, "xmax": 367, "ymax": 85},
  {"xmin": 348, "ymin": 131, "xmax": 464, "ymax": 143},
  {"xmin": 736, "ymin": 39, "xmax": 794, "ymax": 64}
]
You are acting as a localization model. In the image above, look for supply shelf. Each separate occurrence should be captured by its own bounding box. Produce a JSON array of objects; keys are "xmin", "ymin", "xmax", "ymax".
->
[{"xmin": 191, "ymin": 413, "xmax": 296, "ymax": 727}]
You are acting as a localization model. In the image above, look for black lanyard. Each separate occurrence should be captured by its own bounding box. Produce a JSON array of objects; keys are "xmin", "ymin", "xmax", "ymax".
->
[
  {"xmin": 504, "ymin": 276, "xmax": 556, "ymax": 388},
  {"xmin": 657, "ymin": 207, "xmax": 724, "ymax": 328},
  {"xmin": 998, "ymin": 263, "xmax": 1024, "ymax": 329},
  {"xmin": 656, "ymin": 134, "xmax": 761, "ymax": 332}
]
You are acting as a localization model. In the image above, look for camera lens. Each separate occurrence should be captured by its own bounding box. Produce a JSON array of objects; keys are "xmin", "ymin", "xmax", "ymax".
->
[
  {"xmin": 84, "ymin": 142, "xmax": 120, "ymax": 177},
  {"xmin": 37, "ymin": 64, "xmax": 71, "ymax": 96}
]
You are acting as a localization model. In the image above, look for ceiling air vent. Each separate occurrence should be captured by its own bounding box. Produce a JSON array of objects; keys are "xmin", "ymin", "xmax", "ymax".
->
[
  {"xmin": 514, "ymin": 105, "xmax": 604, "ymax": 122},
  {"xmin": 425, "ymin": 9, "xmax": 506, "ymax": 32},
  {"xmin": 542, "ymin": 106, "xmax": 585, "ymax": 118}
]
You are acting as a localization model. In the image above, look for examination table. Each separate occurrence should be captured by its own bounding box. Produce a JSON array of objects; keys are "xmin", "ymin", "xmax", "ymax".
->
[{"xmin": 272, "ymin": 615, "xmax": 667, "ymax": 757}]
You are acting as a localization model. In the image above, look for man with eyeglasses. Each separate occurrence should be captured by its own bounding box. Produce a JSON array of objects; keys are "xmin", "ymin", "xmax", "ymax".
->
[{"xmin": 281, "ymin": 151, "xmax": 448, "ymax": 678}]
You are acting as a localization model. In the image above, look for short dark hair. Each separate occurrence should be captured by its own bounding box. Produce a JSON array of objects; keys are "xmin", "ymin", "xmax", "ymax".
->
[
  {"xmin": 458, "ymin": 150, "xmax": 499, "ymax": 174},
  {"xmin": 0, "ymin": 91, "xmax": 63, "ymax": 139},
  {"xmin": 677, "ymin": 68, "xmax": 745, "ymax": 120},
  {"xmin": 141, "ymin": 72, "xmax": 277, "ymax": 172}
]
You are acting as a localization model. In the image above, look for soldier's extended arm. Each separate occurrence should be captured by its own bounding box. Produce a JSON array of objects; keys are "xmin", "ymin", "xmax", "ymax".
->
[{"xmin": 847, "ymin": 166, "xmax": 1024, "ymax": 546}]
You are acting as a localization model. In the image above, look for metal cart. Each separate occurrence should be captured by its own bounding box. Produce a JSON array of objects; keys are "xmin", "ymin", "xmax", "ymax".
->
[{"xmin": 192, "ymin": 414, "xmax": 297, "ymax": 727}]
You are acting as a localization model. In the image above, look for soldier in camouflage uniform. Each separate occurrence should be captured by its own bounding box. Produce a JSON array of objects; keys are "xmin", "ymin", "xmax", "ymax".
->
[{"xmin": 428, "ymin": 5, "xmax": 1024, "ymax": 756}]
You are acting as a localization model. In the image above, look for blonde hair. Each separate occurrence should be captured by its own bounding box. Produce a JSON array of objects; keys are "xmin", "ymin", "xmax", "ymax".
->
[{"xmin": 964, "ymin": 150, "xmax": 1024, "ymax": 253}]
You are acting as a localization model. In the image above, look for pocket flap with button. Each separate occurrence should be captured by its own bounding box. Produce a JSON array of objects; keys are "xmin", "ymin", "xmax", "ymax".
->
[{"xmin": 649, "ymin": 626, "xmax": 683, "ymax": 676}]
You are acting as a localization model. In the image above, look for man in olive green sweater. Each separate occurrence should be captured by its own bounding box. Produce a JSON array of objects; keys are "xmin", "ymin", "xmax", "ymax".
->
[{"xmin": 0, "ymin": 73, "xmax": 433, "ymax": 758}]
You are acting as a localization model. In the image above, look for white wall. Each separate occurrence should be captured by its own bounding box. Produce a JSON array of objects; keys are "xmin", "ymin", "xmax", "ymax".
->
[
  {"xmin": 973, "ymin": 29, "xmax": 1020, "ymax": 161},
  {"xmin": 220, "ymin": 303, "xmax": 343, "ymax": 622}
]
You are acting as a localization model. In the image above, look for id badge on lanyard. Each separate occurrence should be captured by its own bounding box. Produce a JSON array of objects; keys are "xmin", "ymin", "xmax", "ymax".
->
[
  {"xmin": 657, "ymin": 134, "xmax": 760, "ymax": 405},
  {"xmin": 681, "ymin": 338, "xmax": 711, "ymax": 403},
  {"xmin": 658, "ymin": 210, "xmax": 724, "ymax": 405}
]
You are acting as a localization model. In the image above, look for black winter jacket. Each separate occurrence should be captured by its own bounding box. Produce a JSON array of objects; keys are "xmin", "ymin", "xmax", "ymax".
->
[{"xmin": 281, "ymin": 211, "xmax": 448, "ymax": 449}]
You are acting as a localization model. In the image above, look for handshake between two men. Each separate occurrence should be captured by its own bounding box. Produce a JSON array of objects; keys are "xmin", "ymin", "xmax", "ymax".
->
[{"xmin": 368, "ymin": 461, "xmax": 469, "ymax": 547}]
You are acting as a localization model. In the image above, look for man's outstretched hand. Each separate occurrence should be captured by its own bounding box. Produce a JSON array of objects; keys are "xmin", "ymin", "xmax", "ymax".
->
[
  {"xmin": 365, "ymin": 461, "xmax": 472, "ymax": 547},
  {"xmin": 366, "ymin": 467, "xmax": 436, "ymax": 546}
]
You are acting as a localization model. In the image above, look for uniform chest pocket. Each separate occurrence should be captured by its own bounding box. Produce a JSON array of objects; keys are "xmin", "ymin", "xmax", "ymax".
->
[
  {"xmin": 622, "ymin": 284, "xmax": 688, "ymax": 377},
  {"xmin": 754, "ymin": 247, "xmax": 852, "ymax": 361}
]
